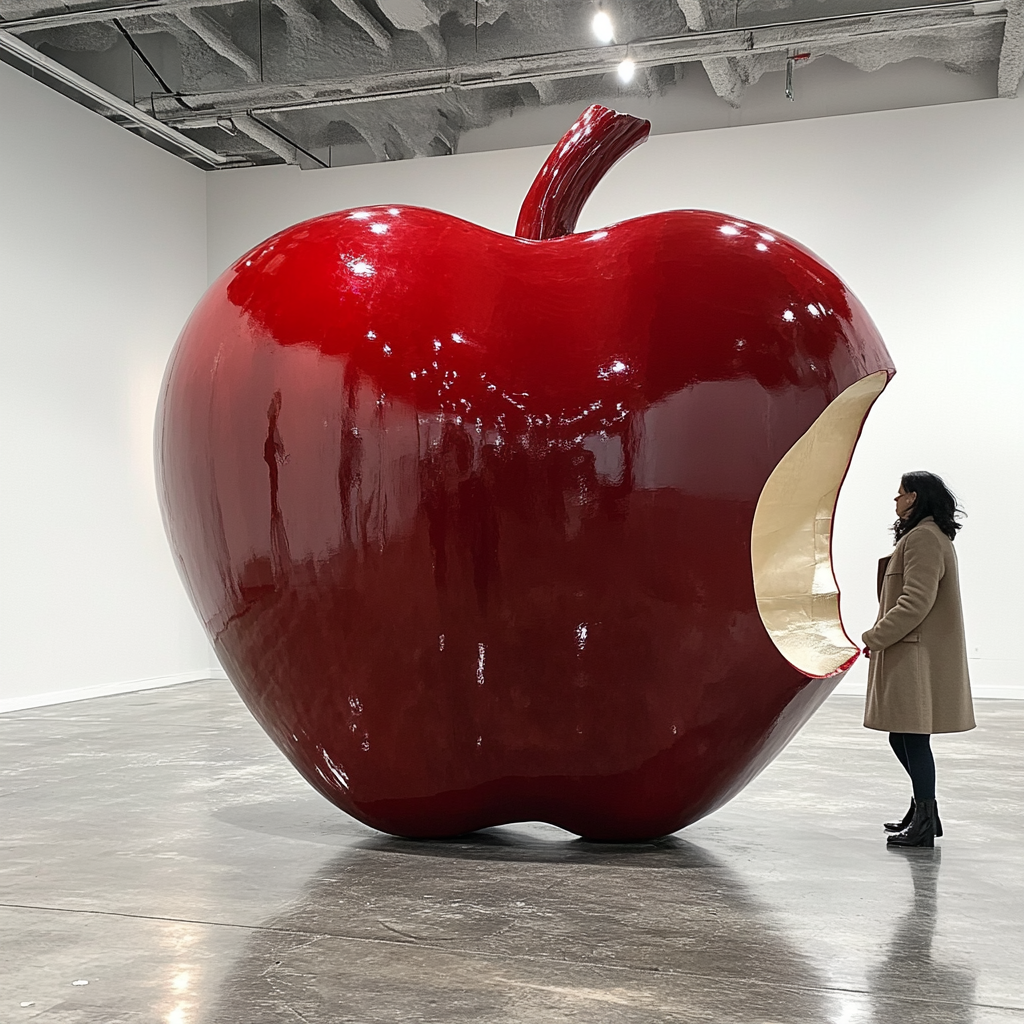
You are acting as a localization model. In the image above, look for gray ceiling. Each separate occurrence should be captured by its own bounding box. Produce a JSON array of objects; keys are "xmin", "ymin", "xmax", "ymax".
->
[{"xmin": 1, "ymin": 0, "xmax": 1022, "ymax": 169}]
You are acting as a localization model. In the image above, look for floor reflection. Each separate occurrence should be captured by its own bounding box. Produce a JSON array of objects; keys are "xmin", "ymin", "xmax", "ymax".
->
[
  {"xmin": 204, "ymin": 827, "xmax": 841, "ymax": 1023},
  {"xmin": 867, "ymin": 848, "xmax": 977, "ymax": 1024}
]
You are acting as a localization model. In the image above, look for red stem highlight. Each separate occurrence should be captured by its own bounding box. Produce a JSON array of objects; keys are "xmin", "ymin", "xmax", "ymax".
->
[{"xmin": 515, "ymin": 104, "xmax": 651, "ymax": 241}]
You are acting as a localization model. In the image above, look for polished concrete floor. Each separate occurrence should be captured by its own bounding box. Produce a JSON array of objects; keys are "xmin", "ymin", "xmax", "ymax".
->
[{"xmin": 1, "ymin": 682, "xmax": 1021, "ymax": 1024}]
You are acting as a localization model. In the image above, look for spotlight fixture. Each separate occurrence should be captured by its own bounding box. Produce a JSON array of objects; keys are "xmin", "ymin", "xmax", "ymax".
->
[
  {"xmin": 617, "ymin": 58, "xmax": 635, "ymax": 83},
  {"xmin": 592, "ymin": 9, "xmax": 614, "ymax": 44}
]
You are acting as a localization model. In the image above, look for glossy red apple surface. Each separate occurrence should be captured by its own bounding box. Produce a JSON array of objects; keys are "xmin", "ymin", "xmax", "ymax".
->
[{"xmin": 158, "ymin": 106, "xmax": 894, "ymax": 840}]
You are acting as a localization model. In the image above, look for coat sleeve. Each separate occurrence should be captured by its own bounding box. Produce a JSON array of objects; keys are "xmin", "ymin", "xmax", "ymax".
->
[{"xmin": 862, "ymin": 529, "xmax": 945, "ymax": 651}]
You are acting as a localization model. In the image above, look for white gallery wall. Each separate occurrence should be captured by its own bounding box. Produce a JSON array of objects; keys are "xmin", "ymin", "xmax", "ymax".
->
[
  {"xmin": 208, "ymin": 94, "xmax": 1024, "ymax": 699},
  {"xmin": 0, "ymin": 60, "xmax": 218, "ymax": 712}
]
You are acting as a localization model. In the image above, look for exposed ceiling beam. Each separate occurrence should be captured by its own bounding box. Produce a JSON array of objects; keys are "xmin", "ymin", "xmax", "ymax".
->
[
  {"xmin": 326, "ymin": 0, "xmax": 391, "ymax": 51},
  {"xmin": 163, "ymin": 7, "xmax": 260, "ymax": 80},
  {"xmin": 997, "ymin": 0, "xmax": 1024, "ymax": 95},
  {"xmin": 270, "ymin": 0, "xmax": 324, "ymax": 43},
  {"xmin": 232, "ymin": 112, "xmax": 299, "ymax": 160},
  {"xmin": 144, "ymin": 2, "xmax": 1007, "ymax": 122},
  {"xmin": 675, "ymin": 0, "xmax": 746, "ymax": 106},
  {"xmin": 0, "ymin": 26, "xmax": 235, "ymax": 166},
  {"xmin": 375, "ymin": 0, "xmax": 445, "ymax": 60}
]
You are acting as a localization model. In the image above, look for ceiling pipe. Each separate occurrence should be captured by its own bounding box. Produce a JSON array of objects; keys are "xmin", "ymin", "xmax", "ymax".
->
[{"xmin": 0, "ymin": 28, "xmax": 234, "ymax": 167}]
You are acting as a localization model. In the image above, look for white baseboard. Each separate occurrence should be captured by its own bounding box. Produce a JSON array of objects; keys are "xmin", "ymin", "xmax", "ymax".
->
[
  {"xmin": 0, "ymin": 668, "xmax": 228, "ymax": 715},
  {"xmin": 831, "ymin": 678, "xmax": 868, "ymax": 697},
  {"xmin": 972, "ymin": 686, "xmax": 1024, "ymax": 700},
  {"xmin": 832, "ymin": 656, "xmax": 1023, "ymax": 701},
  {"xmin": 965, "ymin": 659, "xmax": 1023, "ymax": 700},
  {"xmin": 831, "ymin": 682, "xmax": 1023, "ymax": 699}
]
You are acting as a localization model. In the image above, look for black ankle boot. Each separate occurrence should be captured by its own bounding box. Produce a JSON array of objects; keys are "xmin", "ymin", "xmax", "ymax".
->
[
  {"xmin": 884, "ymin": 799, "xmax": 943, "ymax": 837},
  {"xmin": 884, "ymin": 800, "xmax": 914, "ymax": 832},
  {"xmin": 887, "ymin": 798, "xmax": 938, "ymax": 847}
]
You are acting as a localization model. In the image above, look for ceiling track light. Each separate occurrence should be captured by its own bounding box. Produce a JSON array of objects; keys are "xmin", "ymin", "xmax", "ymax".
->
[
  {"xmin": 617, "ymin": 57, "xmax": 636, "ymax": 83},
  {"xmin": 592, "ymin": 7, "xmax": 614, "ymax": 44}
]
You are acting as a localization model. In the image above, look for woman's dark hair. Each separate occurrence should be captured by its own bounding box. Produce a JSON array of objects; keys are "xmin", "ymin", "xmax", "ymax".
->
[{"xmin": 894, "ymin": 471, "xmax": 964, "ymax": 542}]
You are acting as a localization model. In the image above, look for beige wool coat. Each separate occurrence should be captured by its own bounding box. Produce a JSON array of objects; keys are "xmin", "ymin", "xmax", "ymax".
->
[{"xmin": 863, "ymin": 517, "xmax": 975, "ymax": 734}]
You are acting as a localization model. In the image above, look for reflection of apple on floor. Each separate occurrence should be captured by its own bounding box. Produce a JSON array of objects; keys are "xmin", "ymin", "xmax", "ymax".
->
[
  {"xmin": 158, "ymin": 104, "xmax": 895, "ymax": 841},
  {"xmin": 205, "ymin": 824, "xmax": 838, "ymax": 1022}
]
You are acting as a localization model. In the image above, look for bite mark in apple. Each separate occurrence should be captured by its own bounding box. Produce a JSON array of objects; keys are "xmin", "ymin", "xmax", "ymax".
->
[{"xmin": 752, "ymin": 370, "xmax": 890, "ymax": 678}]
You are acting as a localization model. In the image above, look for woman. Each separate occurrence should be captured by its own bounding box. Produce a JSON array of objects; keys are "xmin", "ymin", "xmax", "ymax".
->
[{"xmin": 862, "ymin": 471, "xmax": 974, "ymax": 848}]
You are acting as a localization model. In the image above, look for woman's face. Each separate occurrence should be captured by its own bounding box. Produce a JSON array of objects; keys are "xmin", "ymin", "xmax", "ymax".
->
[{"xmin": 895, "ymin": 484, "xmax": 917, "ymax": 520}]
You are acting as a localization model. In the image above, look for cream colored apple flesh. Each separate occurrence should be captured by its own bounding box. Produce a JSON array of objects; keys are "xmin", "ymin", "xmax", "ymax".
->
[{"xmin": 752, "ymin": 370, "xmax": 889, "ymax": 678}]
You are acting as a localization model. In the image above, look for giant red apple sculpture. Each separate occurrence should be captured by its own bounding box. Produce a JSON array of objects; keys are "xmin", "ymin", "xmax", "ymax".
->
[{"xmin": 158, "ymin": 105, "xmax": 893, "ymax": 840}]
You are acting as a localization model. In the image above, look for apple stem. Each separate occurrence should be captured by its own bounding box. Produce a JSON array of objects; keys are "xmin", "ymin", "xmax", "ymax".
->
[{"xmin": 515, "ymin": 105, "xmax": 651, "ymax": 241}]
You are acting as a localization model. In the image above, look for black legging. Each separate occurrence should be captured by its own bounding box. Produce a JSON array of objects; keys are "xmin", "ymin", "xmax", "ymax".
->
[{"xmin": 889, "ymin": 732, "xmax": 936, "ymax": 803}]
